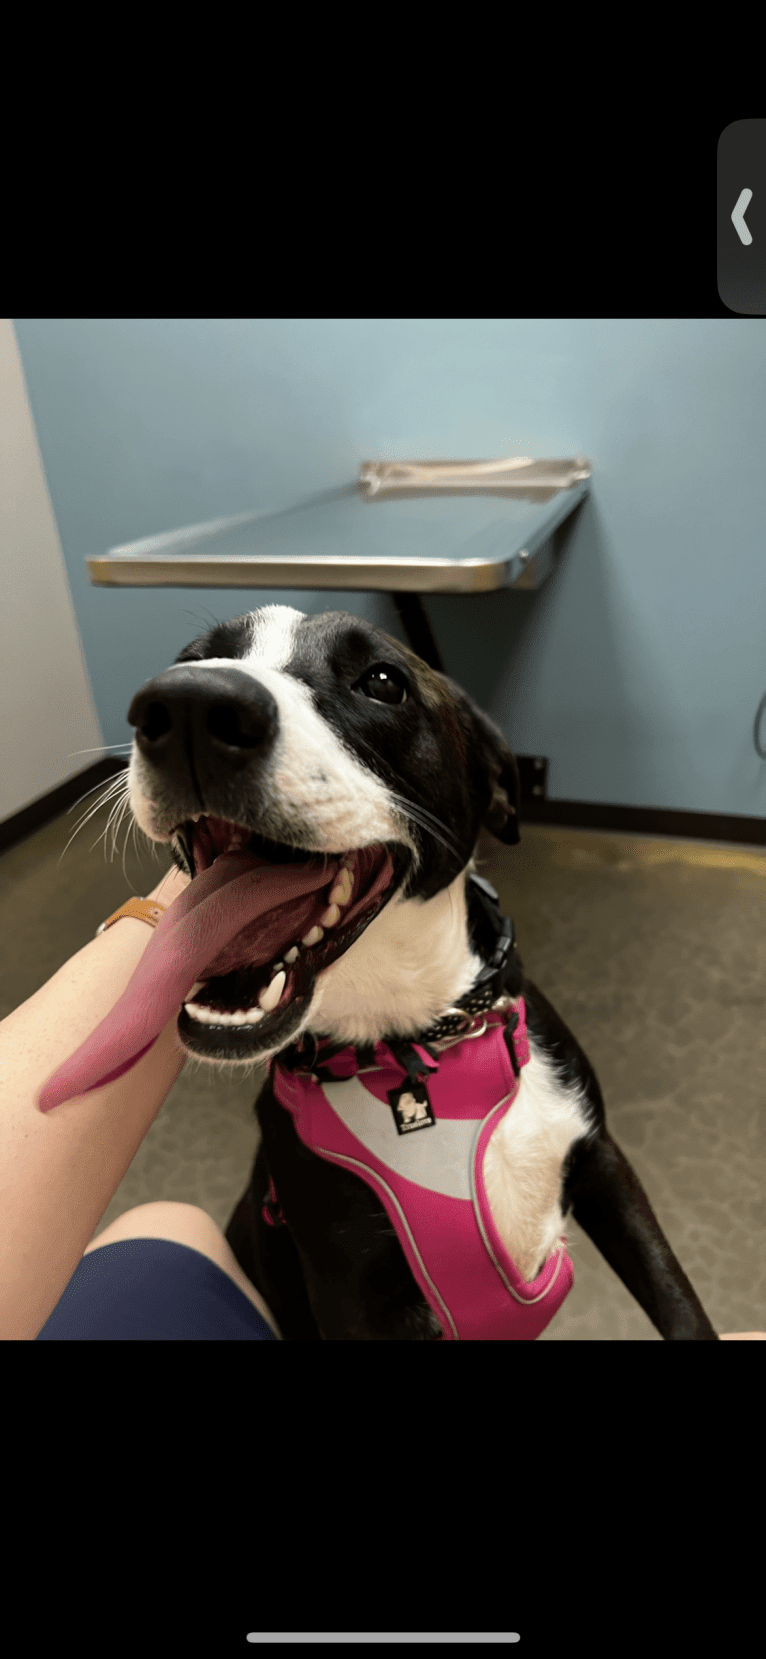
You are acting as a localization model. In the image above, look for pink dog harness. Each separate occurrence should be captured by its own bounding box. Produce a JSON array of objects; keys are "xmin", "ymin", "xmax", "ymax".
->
[{"xmin": 267, "ymin": 995, "xmax": 574, "ymax": 1340}]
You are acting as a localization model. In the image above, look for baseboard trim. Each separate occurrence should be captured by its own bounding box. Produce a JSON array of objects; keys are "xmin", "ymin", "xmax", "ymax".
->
[
  {"xmin": 518, "ymin": 796, "xmax": 766, "ymax": 847},
  {"xmin": 0, "ymin": 757, "xmax": 129, "ymax": 857},
  {"xmin": 1, "ymin": 756, "xmax": 765, "ymax": 856}
]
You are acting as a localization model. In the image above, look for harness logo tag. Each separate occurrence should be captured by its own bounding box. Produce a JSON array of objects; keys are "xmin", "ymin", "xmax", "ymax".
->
[{"xmin": 387, "ymin": 1077, "xmax": 437, "ymax": 1135}]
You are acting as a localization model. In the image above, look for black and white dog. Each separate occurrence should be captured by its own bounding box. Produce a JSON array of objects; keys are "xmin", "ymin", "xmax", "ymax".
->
[{"xmin": 127, "ymin": 604, "xmax": 718, "ymax": 1340}]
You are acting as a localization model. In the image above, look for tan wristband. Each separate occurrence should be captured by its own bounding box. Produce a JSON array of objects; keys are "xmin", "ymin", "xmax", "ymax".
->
[{"xmin": 95, "ymin": 897, "xmax": 168, "ymax": 937}]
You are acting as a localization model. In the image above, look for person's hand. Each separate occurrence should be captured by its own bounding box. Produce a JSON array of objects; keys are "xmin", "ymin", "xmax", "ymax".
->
[{"xmin": 719, "ymin": 1332, "xmax": 766, "ymax": 1339}]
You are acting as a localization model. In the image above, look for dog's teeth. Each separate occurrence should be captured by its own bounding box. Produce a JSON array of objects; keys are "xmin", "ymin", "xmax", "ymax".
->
[
  {"xmin": 284, "ymin": 945, "xmax": 300, "ymax": 964},
  {"xmin": 183, "ymin": 1002, "xmax": 266, "ymax": 1026},
  {"xmin": 258, "ymin": 970, "xmax": 286, "ymax": 1012},
  {"xmin": 329, "ymin": 868, "xmax": 353, "ymax": 906},
  {"xmin": 319, "ymin": 903, "xmax": 341, "ymax": 928},
  {"xmin": 301, "ymin": 924, "xmax": 324, "ymax": 947}
]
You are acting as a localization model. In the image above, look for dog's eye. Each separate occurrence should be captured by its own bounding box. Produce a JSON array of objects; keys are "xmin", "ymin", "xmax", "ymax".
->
[{"xmin": 355, "ymin": 664, "xmax": 408, "ymax": 705}]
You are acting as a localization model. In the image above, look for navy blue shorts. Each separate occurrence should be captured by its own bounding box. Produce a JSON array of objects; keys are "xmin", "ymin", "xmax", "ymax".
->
[{"xmin": 36, "ymin": 1238, "xmax": 279, "ymax": 1340}]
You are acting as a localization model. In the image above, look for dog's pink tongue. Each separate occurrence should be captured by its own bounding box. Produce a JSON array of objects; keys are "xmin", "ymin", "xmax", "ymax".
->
[{"xmin": 37, "ymin": 851, "xmax": 339, "ymax": 1113}]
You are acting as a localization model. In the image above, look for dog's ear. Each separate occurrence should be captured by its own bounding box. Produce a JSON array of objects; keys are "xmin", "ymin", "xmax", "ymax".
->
[
  {"xmin": 445, "ymin": 678, "xmax": 521, "ymax": 846},
  {"xmin": 474, "ymin": 707, "xmax": 521, "ymax": 845}
]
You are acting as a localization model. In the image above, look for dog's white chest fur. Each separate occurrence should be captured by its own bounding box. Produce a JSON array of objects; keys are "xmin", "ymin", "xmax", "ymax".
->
[{"xmin": 483, "ymin": 1043, "xmax": 591, "ymax": 1281}]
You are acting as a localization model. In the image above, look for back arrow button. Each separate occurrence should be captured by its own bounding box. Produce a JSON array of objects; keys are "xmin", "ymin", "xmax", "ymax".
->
[{"xmin": 732, "ymin": 189, "xmax": 753, "ymax": 245}]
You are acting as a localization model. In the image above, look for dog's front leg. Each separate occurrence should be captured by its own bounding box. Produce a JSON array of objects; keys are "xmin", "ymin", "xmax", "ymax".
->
[{"xmin": 567, "ymin": 1128, "xmax": 718, "ymax": 1339}]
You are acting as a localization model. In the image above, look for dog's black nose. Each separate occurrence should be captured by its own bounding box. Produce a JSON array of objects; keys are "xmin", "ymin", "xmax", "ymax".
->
[{"xmin": 128, "ymin": 665, "xmax": 278, "ymax": 776}]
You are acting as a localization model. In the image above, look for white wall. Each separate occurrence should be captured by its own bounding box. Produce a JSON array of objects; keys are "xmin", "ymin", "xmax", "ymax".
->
[{"xmin": 0, "ymin": 319, "xmax": 103, "ymax": 821}]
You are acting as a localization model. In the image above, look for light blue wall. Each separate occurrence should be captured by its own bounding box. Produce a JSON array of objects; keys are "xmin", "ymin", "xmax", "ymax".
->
[{"xmin": 12, "ymin": 318, "xmax": 766, "ymax": 818}]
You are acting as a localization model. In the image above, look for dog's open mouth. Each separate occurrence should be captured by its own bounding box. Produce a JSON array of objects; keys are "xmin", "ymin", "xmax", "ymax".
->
[
  {"xmin": 173, "ymin": 815, "xmax": 398, "ymax": 1060},
  {"xmin": 37, "ymin": 814, "xmax": 401, "ymax": 1111}
]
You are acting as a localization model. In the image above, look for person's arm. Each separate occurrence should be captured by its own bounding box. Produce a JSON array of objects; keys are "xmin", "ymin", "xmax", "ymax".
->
[{"xmin": 0, "ymin": 865, "xmax": 191, "ymax": 1340}]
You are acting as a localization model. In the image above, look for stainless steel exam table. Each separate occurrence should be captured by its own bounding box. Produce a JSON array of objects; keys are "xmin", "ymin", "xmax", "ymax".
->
[{"xmin": 86, "ymin": 458, "xmax": 591, "ymax": 675}]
